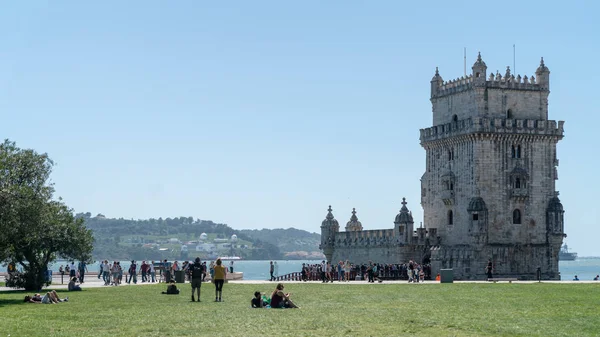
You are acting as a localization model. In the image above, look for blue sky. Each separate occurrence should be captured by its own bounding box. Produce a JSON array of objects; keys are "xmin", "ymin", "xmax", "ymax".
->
[{"xmin": 1, "ymin": 1, "xmax": 599, "ymax": 255}]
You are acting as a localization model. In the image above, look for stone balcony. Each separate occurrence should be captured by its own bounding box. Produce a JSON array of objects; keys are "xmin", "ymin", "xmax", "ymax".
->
[
  {"xmin": 511, "ymin": 188, "xmax": 529, "ymax": 200},
  {"xmin": 440, "ymin": 190, "xmax": 455, "ymax": 205}
]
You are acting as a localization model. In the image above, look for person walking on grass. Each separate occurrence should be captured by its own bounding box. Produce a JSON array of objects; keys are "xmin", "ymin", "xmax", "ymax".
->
[
  {"xmin": 213, "ymin": 258, "xmax": 227, "ymax": 302},
  {"xmin": 190, "ymin": 257, "xmax": 204, "ymax": 302}
]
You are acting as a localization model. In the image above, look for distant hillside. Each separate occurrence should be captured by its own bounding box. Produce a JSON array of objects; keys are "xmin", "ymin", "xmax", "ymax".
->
[
  {"xmin": 239, "ymin": 228, "xmax": 324, "ymax": 259},
  {"xmin": 77, "ymin": 212, "xmax": 282, "ymax": 261},
  {"xmin": 77, "ymin": 212, "xmax": 323, "ymax": 261}
]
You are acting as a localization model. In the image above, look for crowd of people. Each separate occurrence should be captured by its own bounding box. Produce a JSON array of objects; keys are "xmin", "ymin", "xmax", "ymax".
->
[{"xmin": 294, "ymin": 260, "xmax": 432, "ymax": 283}]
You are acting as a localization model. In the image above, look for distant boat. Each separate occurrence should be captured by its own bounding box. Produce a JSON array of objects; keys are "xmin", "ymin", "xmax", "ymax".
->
[
  {"xmin": 218, "ymin": 256, "xmax": 242, "ymax": 261},
  {"xmin": 559, "ymin": 244, "xmax": 577, "ymax": 261}
]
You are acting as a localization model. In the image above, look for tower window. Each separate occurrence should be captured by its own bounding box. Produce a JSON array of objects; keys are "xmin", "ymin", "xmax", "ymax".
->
[
  {"xmin": 452, "ymin": 114, "xmax": 458, "ymax": 122},
  {"xmin": 448, "ymin": 210, "xmax": 454, "ymax": 225},
  {"xmin": 450, "ymin": 182, "xmax": 454, "ymax": 190},
  {"xmin": 507, "ymin": 109, "xmax": 513, "ymax": 119},
  {"xmin": 511, "ymin": 145, "xmax": 522, "ymax": 159},
  {"xmin": 515, "ymin": 178, "xmax": 521, "ymax": 189},
  {"xmin": 513, "ymin": 209, "xmax": 522, "ymax": 224},
  {"xmin": 472, "ymin": 213, "xmax": 479, "ymax": 221},
  {"xmin": 476, "ymin": 72, "xmax": 480, "ymax": 78}
]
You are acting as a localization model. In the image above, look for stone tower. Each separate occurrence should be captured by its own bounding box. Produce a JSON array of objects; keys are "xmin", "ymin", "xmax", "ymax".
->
[{"xmin": 420, "ymin": 53, "xmax": 565, "ymax": 279}]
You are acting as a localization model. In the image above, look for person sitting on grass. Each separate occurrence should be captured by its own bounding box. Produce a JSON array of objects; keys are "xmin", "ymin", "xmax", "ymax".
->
[
  {"xmin": 573, "ymin": 275, "xmax": 580, "ymax": 281},
  {"xmin": 594, "ymin": 275, "xmax": 599, "ymax": 281},
  {"xmin": 68, "ymin": 277, "xmax": 82, "ymax": 291},
  {"xmin": 251, "ymin": 291, "xmax": 268, "ymax": 308},
  {"xmin": 24, "ymin": 291, "xmax": 68, "ymax": 304},
  {"xmin": 161, "ymin": 280, "xmax": 180, "ymax": 295},
  {"xmin": 270, "ymin": 283, "xmax": 298, "ymax": 309}
]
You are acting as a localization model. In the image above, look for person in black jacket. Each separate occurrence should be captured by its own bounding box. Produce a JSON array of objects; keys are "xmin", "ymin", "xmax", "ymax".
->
[{"xmin": 190, "ymin": 257, "xmax": 204, "ymax": 302}]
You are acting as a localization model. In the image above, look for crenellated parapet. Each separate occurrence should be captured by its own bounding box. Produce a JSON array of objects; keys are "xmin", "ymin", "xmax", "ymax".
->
[
  {"xmin": 335, "ymin": 229, "xmax": 395, "ymax": 247},
  {"xmin": 431, "ymin": 54, "xmax": 550, "ymax": 100},
  {"xmin": 420, "ymin": 117, "xmax": 564, "ymax": 145},
  {"xmin": 435, "ymin": 75, "xmax": 474, "ymax": 97}
]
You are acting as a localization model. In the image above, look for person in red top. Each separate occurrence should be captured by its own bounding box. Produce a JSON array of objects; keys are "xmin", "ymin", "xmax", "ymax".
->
[{"xmin": 141, "ymin": 261, "xmax": 149, "ymax": 282}]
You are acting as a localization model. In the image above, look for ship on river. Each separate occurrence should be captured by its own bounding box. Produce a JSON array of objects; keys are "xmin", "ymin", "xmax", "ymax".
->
[{"xmin": 559, "ymin": 244, "xmax": 577, "ymax": 261}]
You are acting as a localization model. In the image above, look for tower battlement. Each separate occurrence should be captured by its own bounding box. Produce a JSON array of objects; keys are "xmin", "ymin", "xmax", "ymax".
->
[
  {"xmin": 433, "ymin": 71, "xmax": 546, "ymax": 98},
  {"xmin": 420, "ymin": 117, "xmax": 564, "ymax": 144},
  {"xmin": 430, "ymin": 53, "xmax": 551, "ymax": 125}
]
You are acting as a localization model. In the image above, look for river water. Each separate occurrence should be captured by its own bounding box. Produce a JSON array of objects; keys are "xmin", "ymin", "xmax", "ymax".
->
[{"xmin": 2, "ymin": 258, "xmax": 599, "ymax": 281}]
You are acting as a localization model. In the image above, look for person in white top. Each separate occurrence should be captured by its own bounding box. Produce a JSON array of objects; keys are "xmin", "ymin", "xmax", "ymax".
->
[{"xmin": 149, "ymin": 261, "xmax": 156, "ymax": 282}]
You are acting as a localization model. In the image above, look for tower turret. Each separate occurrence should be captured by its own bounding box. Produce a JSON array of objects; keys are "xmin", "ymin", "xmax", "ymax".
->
[
  {"xmin": 471, "ymin": 52, "xmax": 487, "ymax": 86},
  {"xmin": 319, "ymin": 205, "xmax": 339, "ymax": 262},
  {"xmin": 546, "ymin": 193, "xmax": 564, "ymax": 235},
  {"xmin": 430, "ymin": 67, "xmax": 443, "ymax": 98},
  {"xmin": 536, "ymin": 57, "xmax": 550, "ymax": 90},
  {"xmin": 394, "ymin": 197, "xmax": 414, "ymax": 243},
  {"xmin": 345, "ymin": 208, "xmax": 363, "ymax": 232}
]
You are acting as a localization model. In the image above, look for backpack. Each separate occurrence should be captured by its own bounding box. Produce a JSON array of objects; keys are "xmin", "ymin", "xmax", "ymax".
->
[{"xmin": 191, "ymin": 263, "xmax": 204, "ymax": 279}]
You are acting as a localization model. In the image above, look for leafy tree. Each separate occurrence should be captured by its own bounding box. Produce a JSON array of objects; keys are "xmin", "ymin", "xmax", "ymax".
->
[{"xmin": 0, "ymin": 140, "xmax": 94, "ymax": 290}]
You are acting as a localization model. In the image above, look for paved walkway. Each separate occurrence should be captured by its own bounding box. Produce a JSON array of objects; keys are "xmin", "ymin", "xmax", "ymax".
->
[{"xmin": 2, "ymin": 277, "xmax": 597, "ymax": 292}]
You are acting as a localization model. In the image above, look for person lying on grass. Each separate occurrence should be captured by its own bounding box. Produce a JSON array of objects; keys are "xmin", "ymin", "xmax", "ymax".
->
[
  {"xmin": 161, "ymin": 280, "xmax": 180, "ymax": 295},
  {"xmin": 270, "ymin": 283, "xmax": 299, "ymax": 309},
  {"xmin": 68, "ymin": 277, "xmax": 82, "ymax": 291},
  {"xmin": 24, "ymin": 290, "xmax": 68, "ymax": 304}
]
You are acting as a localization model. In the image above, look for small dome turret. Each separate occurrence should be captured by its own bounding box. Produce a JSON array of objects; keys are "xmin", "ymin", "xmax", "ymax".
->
[
  {"xmin": 467, "ymin": 197, "xmax": 487, "ymax": 212},
  {"xmin": 536, "ymin": 57, "xmax": 550, "ymax": 90},
  {"xmin": 394, "ymin": 198, "xmax": 414, "ymax": 224},
  {"xmin": 547, "ymin": 196, "xmax": 563, "ymax": 212},
  {"xmin": 472, "ymin": 52, "xmax": 487, "ymax": 85},
  {"xmin": 536, "ymin": 57, "xmax": 550, "ymax": 74},
  {"xmin": 345, "ymin": 208, "xmax": 363, "ymax": 232},
  {"xmin": 321, "ymin": 205, "xmax": 340, "ymax": 230},
  {"xmin": 431, "ymin": 67, "xmax": 443, "ymax": 82}
]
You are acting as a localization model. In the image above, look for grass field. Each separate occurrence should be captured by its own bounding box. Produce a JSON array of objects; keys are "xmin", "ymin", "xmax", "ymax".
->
[{"xmin": 1, "ymin": 282, "xmax": 599, "ymax": 336}]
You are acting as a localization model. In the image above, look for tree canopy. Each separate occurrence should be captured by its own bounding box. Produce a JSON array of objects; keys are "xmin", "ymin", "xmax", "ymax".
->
[{"xmin": 0, "ymin": 140, "xmax": 94, "ymax": 290}]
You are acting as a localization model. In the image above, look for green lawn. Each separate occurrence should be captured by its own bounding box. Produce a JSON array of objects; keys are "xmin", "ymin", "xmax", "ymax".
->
[{"xmin": 1, "ymin": 282, "xmax": 599, "ymax": 336}]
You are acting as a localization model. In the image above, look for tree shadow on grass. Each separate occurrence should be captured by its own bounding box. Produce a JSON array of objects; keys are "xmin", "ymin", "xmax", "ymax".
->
[
  {"xmin": 0, "ymin": 288, "xmax": 71, "ymax": 307},
  {"xmin": 0, "ymin": 298, "xmax": 26, "ymax": 307}
]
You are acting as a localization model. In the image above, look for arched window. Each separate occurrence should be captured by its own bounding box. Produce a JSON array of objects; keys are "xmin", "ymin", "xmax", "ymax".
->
[
  {"xmin": 511, "ymin": 145, "xmax": 516, "ymax": 158},
  {"xmin": 472, "ymin": 213, "xmax": 479, "ymax": 221},
  {"xmin": 513, "ymin": 209, "xmax": 522, "ymax": 224},
  {"xmin": 507, "ymin": 109, "xmax": 513, "ymax": 119},
  {"xmin": 515, "ymin": 178, "xmax": 521, "ymax": 189},
  {"xmin": 450, "ymin": 182, "xmax": 454, "ymax": 190},
  {"xmin": 452, "ymin": 114, "xmax": 458, "ymax": 122},
  {"xmin": 448, "ymin": 210, "xmax": 453, "ymax": 225},
  {"xmin": 517, "ymin": 145, "xmax": 521, "ymax": 158}
]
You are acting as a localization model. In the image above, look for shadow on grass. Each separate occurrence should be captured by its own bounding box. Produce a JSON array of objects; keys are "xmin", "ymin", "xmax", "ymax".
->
[
  {"xmin": 0, "ymin": 288, "xmax": 72, "ymax": 307},
  {"xmin": 0, "ymin": 298, "xmax": 27, "ymax": 307}
]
